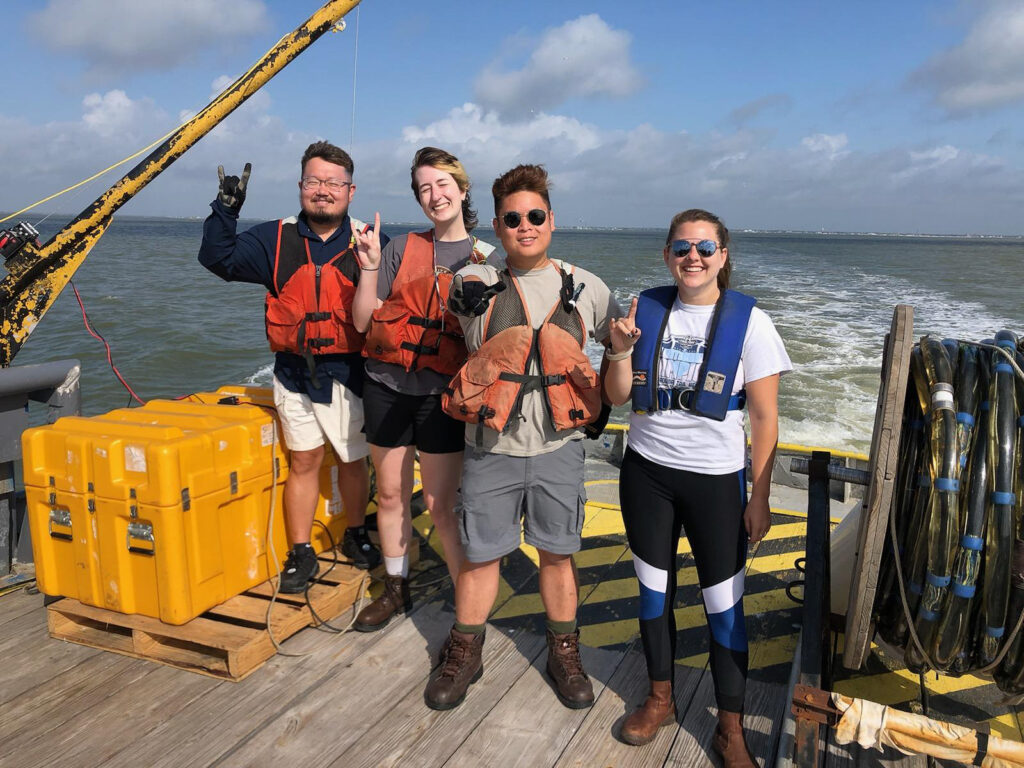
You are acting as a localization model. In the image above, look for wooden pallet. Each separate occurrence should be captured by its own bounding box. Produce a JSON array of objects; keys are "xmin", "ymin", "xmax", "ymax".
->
[{"xmin": 46, "ymin": 552, "xmax": 370, "ymax": 682}]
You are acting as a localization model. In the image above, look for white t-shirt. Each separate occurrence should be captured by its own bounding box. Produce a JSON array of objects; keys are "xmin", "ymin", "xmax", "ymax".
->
[{"xmin": 627, "ymin": 298, "xmax": 792, "ymax": 474}]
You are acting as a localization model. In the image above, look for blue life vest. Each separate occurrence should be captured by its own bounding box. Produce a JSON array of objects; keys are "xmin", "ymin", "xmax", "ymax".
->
[{"xmin": 630, "ymin": 286, "xmax": 756, "ymax": 421}]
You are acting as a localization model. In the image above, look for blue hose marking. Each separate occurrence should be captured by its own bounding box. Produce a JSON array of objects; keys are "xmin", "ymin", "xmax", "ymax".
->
[
  {"xmin": 995, "ymin": 363, "xmax": 1013, "ymax": 374},
  {"xmin": 956, "ymin": 412, "xmax": 975, "ymax": 427},
  {"xmin": 961, "ymin": 535, "xmax": 983, "ymax": 551},
  {"xmin": 933, "ymin": 477, "xmax": 960, "ymax": 492},
  {"xmin": 992, "ymin": 491, "xmax": 1016, "ymax": 506},
  {"xmin": 987, "ymin": 626, "xmax": 1005, "ymax": 638},
  {"xmin": 926, "ymin": 572, "xmax": 951, "ymax": 588},
  {"xmin": 918, "ymin": 607, "xmax": 939, "ymax": 621},
  {"xmin": 952, "ymin": 582, "xmax": 976, "ymax": 598}
]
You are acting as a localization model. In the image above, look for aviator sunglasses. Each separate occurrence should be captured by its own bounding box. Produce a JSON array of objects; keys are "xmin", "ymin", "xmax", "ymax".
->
[
  {"xmin": 670, "ymin": 239, "xmax": 721, "ymax": 259},
  {"xmin": 501, "ymin": 208, "xmax": 547, "ymax": 229}
]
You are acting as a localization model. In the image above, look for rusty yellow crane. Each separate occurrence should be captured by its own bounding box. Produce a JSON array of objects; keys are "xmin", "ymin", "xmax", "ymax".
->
[{"xmin": 0, "ymin": 0, "xmax": 363, "ymax": 366}]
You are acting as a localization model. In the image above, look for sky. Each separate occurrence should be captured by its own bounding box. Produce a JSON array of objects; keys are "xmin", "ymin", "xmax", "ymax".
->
[{"xmin": 2, "ymin": 0, "xmax": 1024, "ymax": 235}]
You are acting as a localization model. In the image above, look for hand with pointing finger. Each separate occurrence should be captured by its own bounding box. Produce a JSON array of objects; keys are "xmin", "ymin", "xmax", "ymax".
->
[
  {"xmin": 217, "ymin": 163, "xmax": 251, "ymax": 213},
  {"xmin": 353, "ymin": 211, "xmax": 382, "ymax": 271},
  {"xmin": 608, "ymin": 296, "xmax": 641, "ymax": 356}
]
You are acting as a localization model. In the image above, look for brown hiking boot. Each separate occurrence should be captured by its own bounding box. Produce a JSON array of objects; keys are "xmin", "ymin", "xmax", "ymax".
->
[
  {"xmin": 353, "ymin": 574, "xmax": 411, "ymax": 632},
  {"xmin": 424, "ymin": 628, "xmax": 484, "ymax": 710},
  {"xmin": 620, "ymin": 679, "xmax": 676, "ymax": 745},
  {"xmin": 712, "ymin": 724, "xmax": 758, "ymax": 768},
  {"xmin": 546, "ymin": 629, "xmax": 594, "ymax": 709}
]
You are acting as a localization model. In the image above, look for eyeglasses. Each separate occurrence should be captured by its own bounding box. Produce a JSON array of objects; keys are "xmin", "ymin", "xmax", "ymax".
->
[
  {"xmin": 670, "ymin": 239, "xmax": 720, "ymax": 259},
  {"xmin": 501, "ymin": 209, "xmax": 547, "ymax": 229},
  {"xmin": 300, "ymin": 177, "xmax": 351, "ymax": 191}
]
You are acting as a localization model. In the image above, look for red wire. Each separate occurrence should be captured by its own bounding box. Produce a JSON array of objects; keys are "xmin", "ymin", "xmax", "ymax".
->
[{"xmin": 70, "ymin": 281, "xmax": 146, "ymax": 406}]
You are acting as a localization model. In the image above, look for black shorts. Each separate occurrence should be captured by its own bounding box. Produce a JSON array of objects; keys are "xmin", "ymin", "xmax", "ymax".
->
[{"xmin": 362, "ymin": 377, "xmax": 465, "ymax": 454}]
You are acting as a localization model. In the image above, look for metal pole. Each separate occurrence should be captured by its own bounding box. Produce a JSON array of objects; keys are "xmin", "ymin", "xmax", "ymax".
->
[{"xmin": 793, "ymin": 451, "xmax": 833, "ymax": 766}]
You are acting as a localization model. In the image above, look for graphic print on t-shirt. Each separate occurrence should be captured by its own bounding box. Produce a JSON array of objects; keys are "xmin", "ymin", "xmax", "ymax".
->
[{"xmin": 658, "ymin": 334, "xmax": 705, "ymax": 389}]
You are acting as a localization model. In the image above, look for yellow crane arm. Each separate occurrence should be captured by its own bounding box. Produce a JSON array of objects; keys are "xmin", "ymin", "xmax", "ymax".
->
[{"xmin": 0, "ymin": 0, "xmax": 363, "ymax": 367}]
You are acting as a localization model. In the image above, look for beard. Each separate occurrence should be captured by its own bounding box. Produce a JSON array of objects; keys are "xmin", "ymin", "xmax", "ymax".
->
[
  {"xmin": 303, "ymin": 198, "xmax": 346, "ymax": 227},
  {"xmin": 306, "ymin": 209, "xmax": 344, "ymax": 226}
]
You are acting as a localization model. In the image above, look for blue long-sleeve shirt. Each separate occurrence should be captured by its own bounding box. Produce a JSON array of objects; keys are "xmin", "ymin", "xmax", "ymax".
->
[{"xmin": 198, "ymin": 198, "xmax": 389, "ymax": 402}]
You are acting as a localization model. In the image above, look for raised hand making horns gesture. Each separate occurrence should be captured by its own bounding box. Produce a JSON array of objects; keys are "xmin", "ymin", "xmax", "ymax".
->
[{"xmin": 608, "ymin": 296, "xmax": 641, "ymax": 356}]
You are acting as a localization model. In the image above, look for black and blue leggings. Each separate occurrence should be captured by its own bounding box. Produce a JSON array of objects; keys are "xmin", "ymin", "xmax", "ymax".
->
[{"xmin": 619, "ymin": 446, "xmax": 749, "ymax": 713}]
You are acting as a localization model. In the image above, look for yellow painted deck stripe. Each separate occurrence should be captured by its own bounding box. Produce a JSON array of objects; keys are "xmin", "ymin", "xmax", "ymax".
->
[
  {"xmin": 581, "ymin": 588, "xmax": 797, "ymax": 648},
  {"xmin": 675, "ymin": 634, "xmax": 799, "ymax": 671},
  {"xmin": 574, "ymin": 544, "xmax": 629, "ymax": 569},
  {"xmin": 580, "ymin": 550, "xmax": 805, "ymax": 607}
]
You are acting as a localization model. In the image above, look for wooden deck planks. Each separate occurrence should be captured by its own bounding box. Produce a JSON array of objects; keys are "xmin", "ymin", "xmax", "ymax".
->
[
  {"xmin": 444, "ymin": 641, "xmax": 626, "ymax": 768},
  {"xmin": 667, "ymin": 673, "xmax": 787, "ymax": 767},
  {"xmin": 0, "ymin": 585, "xmax": 44, "ymax": 621},
  {"xmin": 213, "ymin": 602, "xmax": 457, "ymax": 767},
  {"xmin": 330, "ymin": 616, "xmax": 549, "ymax": 768},
  {"xmin": 100, "ymin": 613, "xmax": 389, "ymax": 768},
  {"xmin": 555, "ymin": 650, "xmax": 707, "ymax": 768},
  {"xmin": 9, "ymin": 663, "xmax": 217, "ymax": 768}
]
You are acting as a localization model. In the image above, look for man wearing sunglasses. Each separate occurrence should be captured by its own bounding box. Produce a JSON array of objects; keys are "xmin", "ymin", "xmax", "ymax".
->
[
  {"xmin": 198, "ymin": 141, "xmax": 388, "ymax": 592},
  {"xmin": 425, "ymin": 164, "xmax": 623, "ymax": 711}
]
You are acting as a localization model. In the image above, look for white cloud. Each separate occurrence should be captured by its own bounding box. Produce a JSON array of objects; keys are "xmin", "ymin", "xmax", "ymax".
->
[
  {"xmin": 29, "ymin": 0, "xmax": 269, "ymax": 75},
  {"xmin": 474, "ymin": 15, "xmax": 643, "ymax": 118},
  {"xmin": 801, "ymin": 133, "xmax": 849, "ymax": 156},
  {"xmin": 82, "ymin": 90, "xmax": 157, "ymax": 139},
  {"xmin": 909, "ymin": 0, "xmax": 1024, "ymax": 113},
  {"xmin": 3, "ymin": 92, "xmax": 1023, "ymax": 236},
  {"xmin": 0, "ymin": 85, "xmax": 313, "ymax": 223}
]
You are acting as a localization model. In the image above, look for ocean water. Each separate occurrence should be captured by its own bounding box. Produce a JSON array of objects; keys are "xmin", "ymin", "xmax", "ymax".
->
[{"xmin": 12, "ymin": 217, "xmax": 1024, "ymax": 454}]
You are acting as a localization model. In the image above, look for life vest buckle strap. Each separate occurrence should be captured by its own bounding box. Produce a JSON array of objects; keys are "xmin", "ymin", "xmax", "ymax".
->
[
  {"xmin": 305, "ymin": 311, "xmax": 331, "ymax": 322},
  {"xmin": 408, "ymin": 316, "xmax": 443, "ymax": 329},
  {"xmin": 655, "ymin": 387, "xmax": 745, "ymax": 413},
  {"xmin": 400, "ymin": 341, "xmax": 440, "ymax": 356},
  {"xmin": 307, "ymin": 338, "xmax": 334, "ymax": 349},
  {"xmin": 498, "ymin": 372, "xmax": 535, "ymax": 384},
  {"xmin": 540, "ymin": 374, "xmax": 567, "ymax": 387}
]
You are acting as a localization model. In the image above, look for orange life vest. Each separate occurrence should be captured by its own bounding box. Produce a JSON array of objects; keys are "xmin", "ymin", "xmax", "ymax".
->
[
  {"xmin": 442, "ymin": 262, "xmax": 601, "ymax": 437},
  {"xmin": 363, "ymin": 230, "xmax": 491, "ymax": 376},
  {"xmin": 264, "ymin": 217, "xmax": 368, "ymax": 357}
]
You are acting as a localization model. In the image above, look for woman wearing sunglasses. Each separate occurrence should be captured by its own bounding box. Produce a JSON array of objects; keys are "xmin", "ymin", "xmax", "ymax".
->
[
  {"xmin": 350, "ymin": 147, "xmax": 497, "ymax": 632},
  {"xmin": 604, "ymin": 209, "xmax": 791, "ymax": 764}
]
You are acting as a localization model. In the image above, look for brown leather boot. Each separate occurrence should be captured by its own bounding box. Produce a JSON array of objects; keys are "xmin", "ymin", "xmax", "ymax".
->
[
  {"xmin": 712, "ymin": 711, "xmax": 757, "ymax": 768},
  {"xmin": 546, "ymin": 629, "xmax": 594, "ymax": 709},
  {"xmin": 424, "ymin": 628, "xmax": 484, "ymax": 710},
  {"xmin": 353, "ymin": 574, "xmax": 411, "ymax": 632},
  {"xmin": 620, "ymin": 679, "xmax": 676, "ymax": 746}
]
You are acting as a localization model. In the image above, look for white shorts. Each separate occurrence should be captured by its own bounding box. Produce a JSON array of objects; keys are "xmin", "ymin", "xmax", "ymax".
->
[{"xmin": 272, "ymin": 376, "xmax": 369, "ymax": 462}]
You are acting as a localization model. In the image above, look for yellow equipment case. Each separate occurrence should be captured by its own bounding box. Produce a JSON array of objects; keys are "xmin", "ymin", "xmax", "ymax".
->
[{"xmin": 23, "ymin": 386, "xmax": 348, "ymax": 625}]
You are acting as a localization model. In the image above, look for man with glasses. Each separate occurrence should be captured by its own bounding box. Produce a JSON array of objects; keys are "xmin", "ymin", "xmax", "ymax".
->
[
  {"xmin": 424, "ymin": 163, "xmax": 623, "ymax": 711},
  {"xmin": 198, "ymin": 141, "xmax": 386, "ymax": 591}
]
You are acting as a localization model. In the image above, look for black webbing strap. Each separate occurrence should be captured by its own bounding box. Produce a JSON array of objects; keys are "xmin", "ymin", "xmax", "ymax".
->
[
  {"xmin": 408, "ymin": 316, "xmax": 442, "ymax": 329},
  {"xmin": 400, "ymin": 341, "xmax": 440, "ymax": 356},
  {"xmin": 973, "ymin": 722, "xmax": 990, "ymax": 765}
]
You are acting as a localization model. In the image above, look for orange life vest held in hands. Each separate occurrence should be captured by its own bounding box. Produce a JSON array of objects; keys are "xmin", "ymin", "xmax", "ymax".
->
[
  {"xmin": 364, "ymin": 231, "xmax": 491, "ymax": 376},
  {"xmin": 442, "ymin": 263, "xmax": 601, "ymax": 437},
  {"xmin": 264, "ymin": 217, "xmax": 368, "ymax": 357}
]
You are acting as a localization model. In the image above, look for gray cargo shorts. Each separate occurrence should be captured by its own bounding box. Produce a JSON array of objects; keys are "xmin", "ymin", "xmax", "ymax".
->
[{"xmin": 458, "ymin": 439, "xmax": 588, "ymax": 562}]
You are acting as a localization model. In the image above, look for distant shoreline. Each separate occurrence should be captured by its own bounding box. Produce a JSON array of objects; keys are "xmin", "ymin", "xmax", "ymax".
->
[{"xmin": 5, "ymin": 212, "xmax": 1023, "ymax": 240}]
